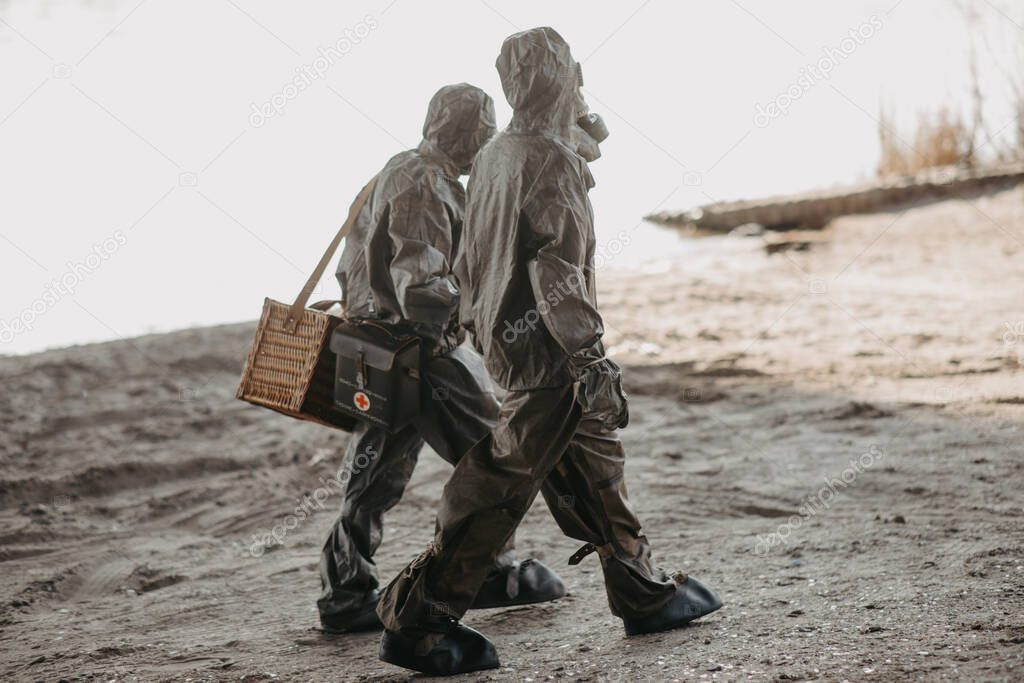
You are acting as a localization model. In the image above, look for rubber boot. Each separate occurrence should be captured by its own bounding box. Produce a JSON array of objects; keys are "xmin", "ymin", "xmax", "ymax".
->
[
  {"xmin": 379, "ymin": 620, "xmax": 500, "ymax": 675},
  {"xmin": 622, "ymin": 576, "xmax": 722, "ymax": 636},
  {"xmin": 320, "ymin": 592, "xmax": 383, "ymax": 634},
  {"xmin": 471, "ymin": 558, "xmax": 567, "ymax": 609}
]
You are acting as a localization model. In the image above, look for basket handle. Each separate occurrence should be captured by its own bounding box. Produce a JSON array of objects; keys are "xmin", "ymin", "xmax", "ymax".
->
[{"xmin": 284, "ymin": 174, "xmax": 379, "ymax": 332}]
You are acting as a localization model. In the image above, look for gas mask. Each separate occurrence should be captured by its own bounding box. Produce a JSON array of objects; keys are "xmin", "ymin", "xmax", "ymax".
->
[
  {"xmin": 572, "ymin": 63, "xmax": 609, "ymax": 162},
  {"xmin": 574, "ymin": 111, "xmax": 609, "ymax": 162}
]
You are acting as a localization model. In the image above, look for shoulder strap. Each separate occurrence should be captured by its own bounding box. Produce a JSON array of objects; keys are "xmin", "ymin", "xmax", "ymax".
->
[{"xmin": 284, "ymin": 175, "xmax": 379, "ymax": 332}]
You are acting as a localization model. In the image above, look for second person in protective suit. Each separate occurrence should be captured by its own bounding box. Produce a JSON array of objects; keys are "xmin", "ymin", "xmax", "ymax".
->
[
  {"xmin": 376, "ymin": 30, "xmax": 723, "ymax": 676},
  {"xmin": 317, "ymin": 83, "xmax": 566, "ymax": 634}
]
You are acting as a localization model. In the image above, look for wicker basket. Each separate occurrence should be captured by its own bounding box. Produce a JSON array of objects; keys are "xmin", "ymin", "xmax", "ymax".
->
[
  {"xmin": 235, "ymin": 176, "xmax": 377, "ymax": 431},
  {"xmin": 235, "ymin": 298, "xmax": 356, "ymax": 430}
]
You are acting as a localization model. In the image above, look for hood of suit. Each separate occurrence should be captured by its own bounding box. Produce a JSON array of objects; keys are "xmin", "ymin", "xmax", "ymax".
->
[
  {"xmin": 496, "ymin": 27, "xmax": 581, "ymax": 138},
  {"xmin": 421, "ymin": 83, "xmax": 496, "ymax": 174}
]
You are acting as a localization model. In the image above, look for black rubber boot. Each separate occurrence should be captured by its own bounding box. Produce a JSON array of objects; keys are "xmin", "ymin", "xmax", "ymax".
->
[
  {"xmin": 379, "ymin": 622, "xmax": 500, "ymax": 675},
  {"xmin": 319, "ymin": 594, "xmax": 383, "ymax": 634},
  {"xmin": 622, "ymin": 576, "xmax": 722, "ymax": 636},
  {"xmin": 471, "ymin": 558, "xmax": 567, "ymax": 609}
]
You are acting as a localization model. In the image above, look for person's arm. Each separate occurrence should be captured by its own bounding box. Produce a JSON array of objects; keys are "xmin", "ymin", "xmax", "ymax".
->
[
  {"xmin": 524, "ymin": 159, "xmax": 604, "ymax": 356},
  {"xmin": 386, "ymin": 180, "xmax": 459, "ymax": 339},
  {"xmin": 525, "ymin": 154, "xmax": 627, "ymax": 430}
]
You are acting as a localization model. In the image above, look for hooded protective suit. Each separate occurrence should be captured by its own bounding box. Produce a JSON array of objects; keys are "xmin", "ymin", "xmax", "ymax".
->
[
  {"xmin": 377, "ymin": 29, "xmax": 681, "ymax": 644},
  {"xmin": 319, "ymin": 84, "xmax": 564, "ymax": 630},
  {"xmin": 336, "ymin": 83, "xmax": 496, "ymax": 348}
]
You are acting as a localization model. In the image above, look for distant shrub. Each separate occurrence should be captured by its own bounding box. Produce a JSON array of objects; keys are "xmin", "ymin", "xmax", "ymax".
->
[{"xmin": 877, "ymin": 105, "xmax": 975, "ymax": 177}]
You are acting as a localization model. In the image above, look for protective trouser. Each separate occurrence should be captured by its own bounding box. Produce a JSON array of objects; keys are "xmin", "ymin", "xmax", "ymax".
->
[
  {"xmin": 378, "ymin": 383, "xmax": 677, "ymax": 636},
  {"xmin": 318, "ymin": 347, "xmax": 515, "ymax": 619}
]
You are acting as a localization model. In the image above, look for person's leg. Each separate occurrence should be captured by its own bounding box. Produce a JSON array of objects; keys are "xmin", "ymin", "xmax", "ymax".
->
[
  {"xmin": 317, "ymin": 421, "xmax": 424, "ymax": 630},
  {"xmin": 414, "ymin": 346, "xmax": 500, "ymax": 466},
  {"xmin": 378, "ymin": 384, "xmax": 581, "ymax": 639},
  {"xmin": 541, "ymin": 417, "xmax": 722, "ymax": 636},
  {"xmin": 540, "ymin": 417, "xmax": 676, "ymax": 619},
  {"xmin": 378, "ymin": 383, "xmax": 721, "ymax": 670},
  {"xmin": 415, "ymin": 348, "xmax": 565, "ymax": 608}
]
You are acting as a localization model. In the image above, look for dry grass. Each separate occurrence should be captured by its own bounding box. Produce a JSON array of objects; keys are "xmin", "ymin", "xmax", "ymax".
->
[{"xmin": 877, "ymin": 104, "xmax": 975, "ymax": 177}]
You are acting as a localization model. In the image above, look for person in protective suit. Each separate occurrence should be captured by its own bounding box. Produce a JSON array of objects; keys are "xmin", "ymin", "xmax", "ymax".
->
[
  {"xmin": 376, "ymin": 30, "xmax": 723, "ymax": 675},
  {"xmin": 318, "ymin": 83, "xmax": 566, "ymax": 634}
]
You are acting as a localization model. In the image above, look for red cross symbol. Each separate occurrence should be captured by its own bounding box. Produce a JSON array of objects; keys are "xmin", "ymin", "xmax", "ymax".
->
[{"xmin": 353, "ymin": 392, "xmax": 371, "ymax": 412}]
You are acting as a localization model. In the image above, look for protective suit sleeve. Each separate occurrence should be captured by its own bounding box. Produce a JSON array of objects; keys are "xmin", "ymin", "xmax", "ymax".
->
[
  {"xmin": 524, "ymin": 169, "xmax": 604, "ymax": 356},
  {"xmin": 387, "ymin": 183, "xmax": 459, "ymax": 338}
]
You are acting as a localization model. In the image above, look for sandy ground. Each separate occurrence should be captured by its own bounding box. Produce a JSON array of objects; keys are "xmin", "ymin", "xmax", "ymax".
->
[{"xmin": 2, "ymin": 186, "xmax": 1024, "ymax": 682}]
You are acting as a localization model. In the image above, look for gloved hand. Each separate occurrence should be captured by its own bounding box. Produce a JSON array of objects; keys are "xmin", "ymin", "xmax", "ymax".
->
[{"xmin": 569, "ymin": 346, "xmax": 629, "ymax": 431}]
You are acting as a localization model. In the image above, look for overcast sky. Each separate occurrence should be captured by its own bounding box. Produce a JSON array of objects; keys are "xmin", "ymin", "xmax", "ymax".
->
[{"xmin": 1, "ymin": 0, "xmax": 1020, "ymax": 354}]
